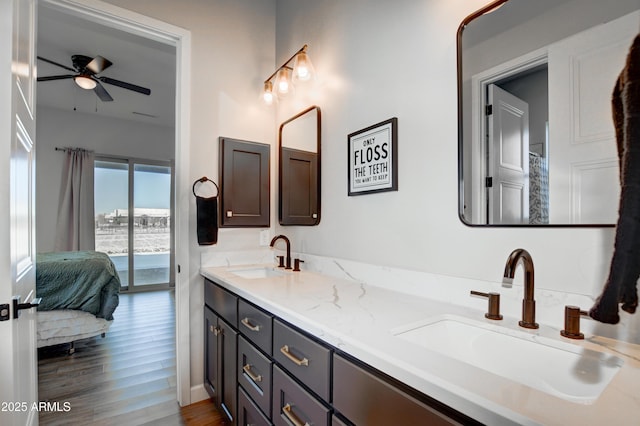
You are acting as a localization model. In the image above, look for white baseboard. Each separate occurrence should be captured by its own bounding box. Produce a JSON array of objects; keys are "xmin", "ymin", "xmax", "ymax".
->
[{"xmin": 190, "ymin": 384, "xmax": 209, "ymax": 404}]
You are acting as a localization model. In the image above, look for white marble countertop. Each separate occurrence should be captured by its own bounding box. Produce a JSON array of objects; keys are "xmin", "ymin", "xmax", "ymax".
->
[{"xmin": 200, "ymin": 262, "xmax": 640, "ymax": 426}]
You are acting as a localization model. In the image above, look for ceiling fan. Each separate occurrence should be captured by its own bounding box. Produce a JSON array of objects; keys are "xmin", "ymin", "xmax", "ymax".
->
[{"xmin": 37, "ymin": 54, "xmax": 151, "ymax": 102}]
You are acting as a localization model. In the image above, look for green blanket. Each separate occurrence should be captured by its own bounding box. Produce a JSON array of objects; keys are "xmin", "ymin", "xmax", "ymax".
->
[{"xmin": 36, "ymin": 251, "xmax": 120, "ymax": 321}]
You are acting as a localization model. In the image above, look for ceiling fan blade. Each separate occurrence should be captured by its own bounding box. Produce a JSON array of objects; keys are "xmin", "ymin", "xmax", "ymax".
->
[
  {"xmin": 37, "ymin": 56, "xmax": 76, "ymax": 72},
  {"xmin": 37, "ymin": 74, "xmax": 75, "ymax": 82},
  {"xmin": 94, "ymin": 82, "xmax": 114, "ymax": 102},
  {"xmin": 98, "ymin": 76, "xmax": 151, "ymax": 95},
  {"xmin": 86, "ymin": 55, "xmax": 113, "ymax": 74}
]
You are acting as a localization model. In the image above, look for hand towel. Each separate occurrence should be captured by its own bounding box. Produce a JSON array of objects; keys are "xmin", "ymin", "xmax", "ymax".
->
[
  {"xmin": 193, "ymin": 178, "xmax": 219, "ymax": 246},
  {"xmin": 589, "ymin": 34, "xmax": 640, "ymax": 324}
]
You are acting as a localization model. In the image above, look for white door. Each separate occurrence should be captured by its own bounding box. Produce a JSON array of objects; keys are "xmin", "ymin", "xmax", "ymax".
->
[
  {"xmin": 0, "ymin": 0, "xmax": 39, "ymax": 425},
  {"xmin": 487, "ymin": 84, "xmax": 530, "ymax": 224},
  {"xmin": 547, "ymin": 10, "xmax": 639, "ymax": 224}
]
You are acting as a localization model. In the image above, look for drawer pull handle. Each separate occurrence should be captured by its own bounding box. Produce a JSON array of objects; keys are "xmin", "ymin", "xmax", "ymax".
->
[
  {"xmin": 283, "ymin": 403, "xmax": 310, "ymax": 426},
  {"xmin": 280, "ymin": 345, "xmax": 309, "ymax": 367},
  {"xmin": 243, "ymin": 364, "xmax": 262, "ymax": 383},
  {"xmin": 241, "ymin": 317, "xmax": 261, "ymax": 332}
]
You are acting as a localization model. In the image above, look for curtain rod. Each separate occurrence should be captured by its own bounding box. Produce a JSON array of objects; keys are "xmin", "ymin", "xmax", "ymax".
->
[{"xmin": 55, "ymin": 147, "xmax": 94, "ymax": 152}]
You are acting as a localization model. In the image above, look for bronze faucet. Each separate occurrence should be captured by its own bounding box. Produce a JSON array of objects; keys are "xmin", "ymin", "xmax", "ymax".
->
[
  {"xmin": 560, "ymin": 305, "xmax": 588, "ymax": 339},
  {"xmin": 270, "ymin": 235, "xmax": 292, "ymax": 269},
  {"xmin": 503, "ymin": 248, "xmax": 539, "ymax": 329}
]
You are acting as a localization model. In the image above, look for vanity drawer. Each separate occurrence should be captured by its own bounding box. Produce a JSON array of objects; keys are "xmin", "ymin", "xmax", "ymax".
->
[
  {"xmin": 272, "ymin": 365, "xmax": 330, "ymax": 426},
  {"xmin": 238, "ymin": 335, "xmax": 272, "ymax": 417},
  {"xmin": 238, "ymin": 299, "xmax": 273, "ymax": 354},
  {"xmin": 204, "ymin": 279, "xmax": 238, "ymax": 326},
  {"xmin": 273, "ymin": 319, "xmax": 331, "ymax": 401},
  {"xmin": 238, "ymin": 386, "xmax": 272, "ymax": 426},
  {"xmin": 333, "ymin": 354, "xmax": 463, "ymax": 426}
]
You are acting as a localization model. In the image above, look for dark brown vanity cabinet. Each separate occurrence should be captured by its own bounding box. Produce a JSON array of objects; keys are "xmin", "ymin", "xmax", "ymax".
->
[
  {"xmin": 204, "ymin": 280, "xmax": 238, "ymax": 423},
  {"xmin": 219, "ymin": 137, "xmax": 270, "ymax": 228},
  {"xmin": 203, "ymin": 277, "xmax": 478, "ymax": 426}
]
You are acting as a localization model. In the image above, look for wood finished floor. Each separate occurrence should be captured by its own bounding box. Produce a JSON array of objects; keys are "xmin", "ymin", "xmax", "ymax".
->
[{"xmin": 37, "ymin": 290, "xmax": 224, "ymax": 426}]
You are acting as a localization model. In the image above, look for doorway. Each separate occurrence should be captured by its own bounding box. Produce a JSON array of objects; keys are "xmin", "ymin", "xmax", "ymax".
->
[
  {"xmin": 485, "ymin": 65, "xmax": 549, "ymax": 225},
  {"xmin": 469, "ymin": 47, "xmax": 549, "ymax": 224},
  {"xmin": 37, "ymin": 0, "xmax": 192, "ymax": 406}
]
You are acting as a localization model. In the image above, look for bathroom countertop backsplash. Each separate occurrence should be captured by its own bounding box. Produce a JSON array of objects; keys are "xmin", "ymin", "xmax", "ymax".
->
[{"xmin": 200, "ymin": 249, "xmax": 637, "ymax": 344}]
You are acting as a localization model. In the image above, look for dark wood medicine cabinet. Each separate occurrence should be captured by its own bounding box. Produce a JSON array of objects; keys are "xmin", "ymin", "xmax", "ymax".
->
[
  {"xmin": 279, "ymin": 106, "xmax": 321, "ymax": 226},
  {"xmin": 219, "ymin": 137, "xmax": 270, "ymax": 227}
]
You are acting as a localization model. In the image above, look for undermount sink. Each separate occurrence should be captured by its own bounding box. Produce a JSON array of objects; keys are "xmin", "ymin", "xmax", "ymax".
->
[
  {"xmin": 392, "ymin": 315, "xmax": 623, "ymax": 403},
  {"xmin": 229, "ymin": 266, "xmax": 286, "ymax": 279}
]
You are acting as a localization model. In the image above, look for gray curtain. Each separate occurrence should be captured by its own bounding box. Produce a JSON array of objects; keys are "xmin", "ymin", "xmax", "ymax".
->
[{"xmin": 54, "ymin": 148, "xmax": 95, "ymax": 251}]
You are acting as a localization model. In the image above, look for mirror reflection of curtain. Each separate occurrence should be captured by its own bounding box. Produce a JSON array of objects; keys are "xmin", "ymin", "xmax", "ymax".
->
[
  {"xmin": 54, "ymin": 148, "xmax": 95, "ymax": 251},
  {"xmin": 529, "ymin": 152, "xmax": 549, "ymax": 224}
]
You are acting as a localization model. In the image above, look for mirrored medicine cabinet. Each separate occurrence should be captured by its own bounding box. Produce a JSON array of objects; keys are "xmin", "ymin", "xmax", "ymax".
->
[{"xmin": 278, "ymin": 106, "xmax": 321, "ymax": 226}]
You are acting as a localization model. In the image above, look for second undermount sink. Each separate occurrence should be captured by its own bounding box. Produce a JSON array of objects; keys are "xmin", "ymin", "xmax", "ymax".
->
[
  {"xmin": 392, "ymin": 315, "xmax": 623, "ymax": 404},
  {"xmin": 229, "ymin": 266, "xmax": 286, "ymax": 279}
]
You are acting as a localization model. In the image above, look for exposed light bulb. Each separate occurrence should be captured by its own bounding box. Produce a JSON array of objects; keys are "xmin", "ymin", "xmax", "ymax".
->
[
  {"xmin": 292, "ymin": 51, "xmax": 315, "ymax": 82},
  {"xmin": 262, "ymin": 81, "xmax": 276, "ymax": 105},
  {"xmin": 263, "ymin": 91, "xmax": 275, "ymax": 105},
  {"xmin": 275, "ymin": 68, "xmax": 292, "ymax": 95}
]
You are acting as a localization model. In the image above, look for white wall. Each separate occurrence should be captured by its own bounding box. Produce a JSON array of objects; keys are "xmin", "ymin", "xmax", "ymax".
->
[
  {"xmin": 36, "ymin": 106, "xmax": 175, "ymax": 252},
  {"xmin": 273, "ymin": 0, "xmax": 635, "ymax": 331}
]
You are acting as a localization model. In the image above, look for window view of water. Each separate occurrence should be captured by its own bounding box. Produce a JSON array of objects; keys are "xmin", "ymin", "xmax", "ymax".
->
[{"xmin": 95, "ymin": 160, "xmax": 172, "ymax": 288}]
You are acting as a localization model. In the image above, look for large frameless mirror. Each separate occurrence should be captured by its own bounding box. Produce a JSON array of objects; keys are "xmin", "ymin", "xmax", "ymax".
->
[
  {"xmin": 279, "ymin": 106, "xmax": 321, "ymax": 225},
  {"xmin": 458, "ymin": 0, "xmax": 639, "ymax": 226}
]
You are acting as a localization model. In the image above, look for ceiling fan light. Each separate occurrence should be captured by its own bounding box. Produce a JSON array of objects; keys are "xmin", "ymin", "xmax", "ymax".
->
[{"xmin": 74, "ymin": 75, "xmax": 97, "ymax": 90}]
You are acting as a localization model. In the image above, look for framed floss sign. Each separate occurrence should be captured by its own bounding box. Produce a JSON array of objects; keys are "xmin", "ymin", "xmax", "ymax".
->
[{"xmin": 348, "ymin": 117, "xmax": 398, "ymax": 196}]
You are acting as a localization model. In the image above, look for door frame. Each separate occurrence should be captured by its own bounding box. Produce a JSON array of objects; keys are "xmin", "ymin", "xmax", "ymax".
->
[
  {"xmin": 40, "ymin": 0, "xmax": 193, "ymax": 406},
  {"xmin": 469, "ymin": 46, "xmax": 547, "ymax": 224}
]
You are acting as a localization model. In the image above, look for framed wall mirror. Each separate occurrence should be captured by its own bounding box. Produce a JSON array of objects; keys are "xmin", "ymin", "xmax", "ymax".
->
[
  {"xmin": 279, "ymin": 106, "xmax": 321, "ymax": 225},
  {"xmin": 458, "ymin": 0, "xmax": 639, "ymax": 226}
]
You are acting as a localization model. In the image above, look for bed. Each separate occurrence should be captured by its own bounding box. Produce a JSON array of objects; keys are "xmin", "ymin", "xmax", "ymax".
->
[{"xmin": 36, "ymin": 250, "xmax": 121, "ymax": 352}]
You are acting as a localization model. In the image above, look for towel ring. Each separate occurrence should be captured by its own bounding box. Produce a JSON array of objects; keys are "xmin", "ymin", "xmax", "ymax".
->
[{"xmin": 192, "ymin": 176, "xmax": 219, "ymax": 198}]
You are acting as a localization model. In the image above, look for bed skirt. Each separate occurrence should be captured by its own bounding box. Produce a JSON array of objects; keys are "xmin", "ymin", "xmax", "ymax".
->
[{"xmin": 37, "ymin": 310, "xmax": 112, "ymax": 348}]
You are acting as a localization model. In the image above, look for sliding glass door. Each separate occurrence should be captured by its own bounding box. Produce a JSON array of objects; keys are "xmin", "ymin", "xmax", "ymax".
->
[{"xmin": 95, "ymin": 158, "xmax": 174, "ymax": 291}]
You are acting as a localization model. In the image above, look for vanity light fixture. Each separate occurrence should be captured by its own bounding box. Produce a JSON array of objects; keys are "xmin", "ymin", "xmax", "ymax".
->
[
  {"xmin": 262, "ymin": 44, "xmax": 315, "ymax": 105},
  {"xmin": 74, "ymin": 74, "xmax": 97, "ymax": 90}
]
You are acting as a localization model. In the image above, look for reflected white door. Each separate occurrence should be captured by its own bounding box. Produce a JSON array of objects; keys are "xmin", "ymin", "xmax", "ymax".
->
[
  {"xmin": 548, "ymin": 10, "xmax": 638, "ymax": 224},
  {"xmin": 0, "ymin": 0, "xmax": 39, "ymax": 425},
  {"xmin": 487, "ymin": 84, "xmax": 530, "ymax": 224}
]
